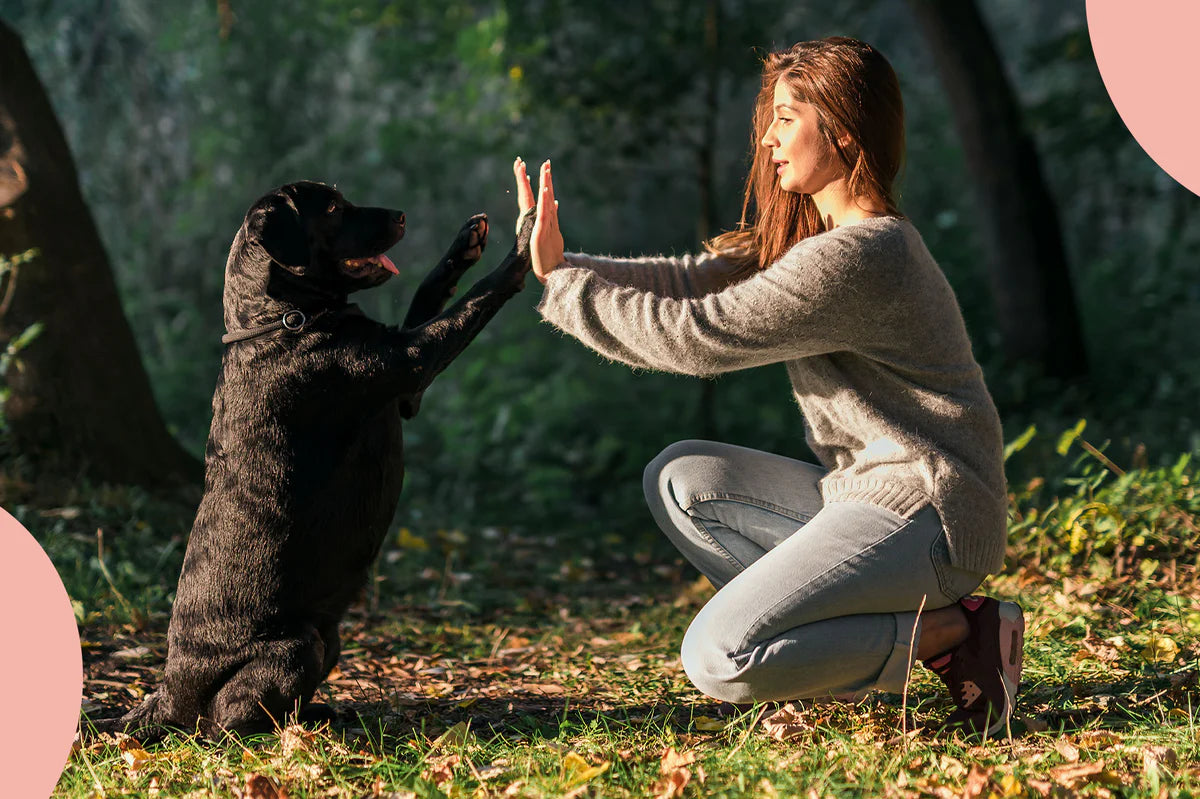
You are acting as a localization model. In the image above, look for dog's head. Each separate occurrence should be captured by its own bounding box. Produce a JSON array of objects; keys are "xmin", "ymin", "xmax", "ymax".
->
[{"xmin": 225, "ymin": 182, "xmax": 405, "ymax": 322}]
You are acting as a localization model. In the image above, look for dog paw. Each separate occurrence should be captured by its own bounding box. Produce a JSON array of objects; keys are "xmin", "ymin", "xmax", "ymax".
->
[{"xmin": 453, "ymin": 213, "xmax": 488, "ymax": 265}]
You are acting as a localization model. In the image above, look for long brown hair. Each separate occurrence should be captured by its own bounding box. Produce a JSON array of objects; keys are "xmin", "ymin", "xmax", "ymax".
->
[{"xmin": 708, "ymin": 37, "xmax": 906, "ymax": 274}]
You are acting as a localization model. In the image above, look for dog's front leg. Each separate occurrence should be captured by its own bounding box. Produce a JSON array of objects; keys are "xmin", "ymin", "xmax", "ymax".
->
[
  {"xmin": 402, "ymin": 213, "xmax": 488, "ymax": 329},
  {"xmin": 397, "ymin": 214, "xmax": 491, "ymax": 418},
  {"xmin": 383, "ymin": 209, "xmax": 535, "ymax": 400}
]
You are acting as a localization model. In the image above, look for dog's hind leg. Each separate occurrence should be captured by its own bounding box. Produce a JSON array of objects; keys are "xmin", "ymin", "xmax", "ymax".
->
[{"xmin": 206, "ymin": 634, "xmax": 328, "ymax": 737}]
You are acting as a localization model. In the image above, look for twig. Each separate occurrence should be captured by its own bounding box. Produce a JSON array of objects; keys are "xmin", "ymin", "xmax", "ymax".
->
[
  {"xmin": 900, "ymin": 593, "xmax": 928, "ymax": 746},
  {"xmin": 1079, "ymin": 439, "xmax": 1126, "ymax": 477},
  {"xmin": 0, "ymin": 257, "xmax": 19, "ymax": 319}
]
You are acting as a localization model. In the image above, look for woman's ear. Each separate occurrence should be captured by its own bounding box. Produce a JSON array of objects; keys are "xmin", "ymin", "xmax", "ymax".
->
[{"xmin": 246, "ymin": 194, "xmax": 309, "ymax": 271}]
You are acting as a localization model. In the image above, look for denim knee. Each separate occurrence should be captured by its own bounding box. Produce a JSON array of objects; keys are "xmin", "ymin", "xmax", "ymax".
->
[
  {"xmin": 680, "ymin": 615, "xmax": 753, "ymax": 704},
  {"xmin": 643, "ymin": 439, "xmax": 709, "ymax": 512},
  {"xmin": 643, "ymin": 439, "xmax": 724, "ymax": 510}
]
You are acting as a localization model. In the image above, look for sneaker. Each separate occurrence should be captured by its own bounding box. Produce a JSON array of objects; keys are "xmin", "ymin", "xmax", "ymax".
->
[{"xmin": 924, "ymin": 596, "xmax": 1025, "ymax": 737}]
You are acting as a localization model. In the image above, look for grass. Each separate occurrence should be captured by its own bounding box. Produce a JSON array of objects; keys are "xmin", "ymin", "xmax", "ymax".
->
[{"xmin": 7, "ymin": 436, "xmax": 1200, "ymax": 798}]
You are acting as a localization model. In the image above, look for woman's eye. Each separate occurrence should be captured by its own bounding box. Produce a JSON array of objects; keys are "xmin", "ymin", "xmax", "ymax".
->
[{"xmin": 326, "ymin": 201, "xmax": 338, "ymax": 214}]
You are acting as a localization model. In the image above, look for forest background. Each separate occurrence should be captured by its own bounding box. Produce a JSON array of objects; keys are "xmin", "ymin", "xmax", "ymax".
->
[{"xmin": 3, "ymin": 0, "xmax": 1196, "ymax": 533}]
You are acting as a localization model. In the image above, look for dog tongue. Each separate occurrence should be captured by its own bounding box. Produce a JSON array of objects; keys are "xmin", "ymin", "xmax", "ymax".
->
[{"xmin": 378, "ymin": 253, "xmax": 399, "ymax": 275}]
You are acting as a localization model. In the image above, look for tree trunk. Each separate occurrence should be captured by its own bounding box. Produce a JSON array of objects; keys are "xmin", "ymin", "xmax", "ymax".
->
[
  {"xmin": 906, "ymin": 0, "xmax": 1088, "ymax": 381},
  {"xmin": 0, "ymin": 19, "xmax": 201, "ymax": 488}
]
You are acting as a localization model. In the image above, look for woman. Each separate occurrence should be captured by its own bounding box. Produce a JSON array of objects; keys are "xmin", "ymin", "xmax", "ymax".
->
[{"xmin": 514, "ymin": 36, "xmax": 1023, "ymax": 736}]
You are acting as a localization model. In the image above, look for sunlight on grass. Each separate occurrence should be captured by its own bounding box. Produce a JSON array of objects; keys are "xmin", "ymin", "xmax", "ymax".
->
[{"xmin": 18, "ymin": 431, "xmax": 1200, "ymax": 797}]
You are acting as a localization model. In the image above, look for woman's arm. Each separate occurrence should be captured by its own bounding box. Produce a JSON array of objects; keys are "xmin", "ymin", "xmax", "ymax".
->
[
  {"xmin": 561, "ymin": 251, "xmax": 741, "ymax": 298},
  {"xmin": 537, "ymin": 230, "xmax": 883, "ymax": 377}
]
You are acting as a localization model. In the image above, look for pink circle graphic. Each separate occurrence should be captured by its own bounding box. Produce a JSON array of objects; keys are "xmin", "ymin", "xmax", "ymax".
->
[
  {"xmin": 1088, "ymin": 1, "xmax": 1200, "ymax": 196},
  {"xmin": 0, "ymin": 507, "xmax": 83, "ymax": 798}
]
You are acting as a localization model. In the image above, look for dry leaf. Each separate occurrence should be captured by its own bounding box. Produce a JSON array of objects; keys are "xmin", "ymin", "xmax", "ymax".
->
[
  {"xmin": 120, "ymin": 742, "xmax": 154, "ymax": 774},
  {"xmin": 1142, "ymin": 634, "xmax": 1179, "ymax": 664},
  {"xmin": 762, "ymin": 703, "xmax": 814, "ymax": 741},
  {"xmin": 653, "ymin": 766, "xmax": 690, "ymax": 799},
  {"xmin": 1076, "ymin": 730, "xmax": 1120, "ymax": 749},
  {"xmin": 279, "ymin": 725, "xmax": 314, "ymax": 758},
  {"xmin": 1026, "ymin": 777, "xmax": 1053, "ymax": 798},
  {"xmin": 561, "ymin": 751, "xmax": 610, "ymax": 787},
  {"xmin": 1054, "ymin": 737, "xmax": 1080, "ymax": 762},
  {"xmin": 996, "ymin": 772, "xmax": 1023, "ymax": 797},
  {"xmin": 242, "ymin": 774, "xmax": 287, "ymax": 799},
  {"xmin": 431, "ymin": 720, "xmax": 474, "ymax": 751},
  {"xmin": 1143, "ymin": 745, "xmax": 1178, "ymax": 776},
  {"xmin": 936, "ymin": 754, "xmax": 967, "ymax": 780},
  {"xmin": 1048, "ymin": 759, "xmax": 1125, "ymax": 790},
  {"xmin": 660, "ymin": 747, "xmax": 697, "ymax": 772},
  {"xmin": 654, "ymin": 748, "xmax": 697, "ymax": 798},
  {"xmin": 693, "ymin": 715, "xmax": 729, "ymax": 732},
  {"xmin": 424, "ymin": 754, "xmax": 461, "ymax": 787},
  {"xmin": 962, "ymin": 765, "xmax": 994, "ymax": 799}
]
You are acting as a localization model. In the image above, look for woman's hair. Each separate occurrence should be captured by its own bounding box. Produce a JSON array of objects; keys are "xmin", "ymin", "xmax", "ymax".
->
[{"xmin": 709, "ymin": 36, "xmax": 906, "ymax": 274}]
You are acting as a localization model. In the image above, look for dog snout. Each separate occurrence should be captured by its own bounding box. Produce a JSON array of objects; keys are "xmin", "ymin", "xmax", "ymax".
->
[{"xmin": 391, "ymin": 210, "xmax": 405, "ymax": 229}]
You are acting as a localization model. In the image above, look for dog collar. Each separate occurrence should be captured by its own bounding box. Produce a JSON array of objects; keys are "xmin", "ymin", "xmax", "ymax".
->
[{"xmin": 222, "ymin": 308, "xmax": 319, "ymax": 345}]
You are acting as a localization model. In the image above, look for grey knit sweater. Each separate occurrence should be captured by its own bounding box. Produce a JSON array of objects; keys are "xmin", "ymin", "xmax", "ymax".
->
[{"xmin": 536, "ymin": 216, "xmax": 1008, "ymax": 574}]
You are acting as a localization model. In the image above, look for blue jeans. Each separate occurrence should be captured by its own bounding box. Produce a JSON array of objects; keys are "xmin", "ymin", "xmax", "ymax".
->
[{"xmin": 643, "ymin": 440, "xmax": 985, "ymax": 703}]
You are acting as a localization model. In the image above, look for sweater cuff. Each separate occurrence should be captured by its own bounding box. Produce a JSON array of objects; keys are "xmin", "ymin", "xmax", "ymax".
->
[{"xmin": 535, "ymin": 263, "xmax": 579, "ymax": 318}]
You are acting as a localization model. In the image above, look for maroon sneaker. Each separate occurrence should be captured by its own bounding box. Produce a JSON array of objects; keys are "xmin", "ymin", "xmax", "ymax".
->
[{"xmin": 924, "ymin": 596, "xmax": 1025, "ymax": 737}]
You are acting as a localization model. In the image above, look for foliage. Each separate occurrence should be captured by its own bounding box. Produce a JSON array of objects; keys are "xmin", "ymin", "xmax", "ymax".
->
[
  {"xmin": 1006, "ymin": 421, "xmax": 1199, "ymax": 591},
  {"xmin": 2, "ymin": 0, "xmax": 1197, "ymax": 531}
]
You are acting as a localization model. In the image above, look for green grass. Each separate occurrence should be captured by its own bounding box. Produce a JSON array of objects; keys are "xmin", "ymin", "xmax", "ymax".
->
[{"xmin": 9, "ymin": 438, "xmax": 1200, "ymax": 798}]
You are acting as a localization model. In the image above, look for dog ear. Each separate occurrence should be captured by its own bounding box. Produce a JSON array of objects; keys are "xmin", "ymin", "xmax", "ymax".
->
[{"xmin": 248, "ymin": 194, "xmax": 309, "ymax": 270}]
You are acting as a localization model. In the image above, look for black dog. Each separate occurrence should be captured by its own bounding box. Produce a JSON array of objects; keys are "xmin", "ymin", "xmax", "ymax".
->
[{"xmin": 87, "ymin": 181, "xmax": 534, "ymax": 739}]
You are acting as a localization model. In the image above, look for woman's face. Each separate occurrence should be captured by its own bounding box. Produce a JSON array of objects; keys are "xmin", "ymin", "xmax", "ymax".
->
[{"xmin": 760, "ymin": 79, "xmax": 845, "ymax": 195}]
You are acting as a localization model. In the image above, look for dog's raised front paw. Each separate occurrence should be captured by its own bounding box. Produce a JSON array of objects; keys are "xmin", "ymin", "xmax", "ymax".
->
[{"xmin": 452, "ymin": 213, "xmax": 488, "ymax": 266}]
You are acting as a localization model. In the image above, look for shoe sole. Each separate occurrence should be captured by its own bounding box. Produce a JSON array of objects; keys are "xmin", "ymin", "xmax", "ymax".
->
[{"xmin": 986, "ymin": 601, "xmax": 1025, "ymax": 736}]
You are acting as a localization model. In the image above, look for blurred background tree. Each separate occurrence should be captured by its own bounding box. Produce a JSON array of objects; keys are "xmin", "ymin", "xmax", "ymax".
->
[{"xmin": 0, "ymin": 0, "xmax": 1196, "ymax": 540}]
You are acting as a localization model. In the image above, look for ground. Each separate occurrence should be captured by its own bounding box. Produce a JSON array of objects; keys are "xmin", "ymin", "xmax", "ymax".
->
[{"xmin": 13, "ymin": 449, "xmax": 1200, "ymax": 797}]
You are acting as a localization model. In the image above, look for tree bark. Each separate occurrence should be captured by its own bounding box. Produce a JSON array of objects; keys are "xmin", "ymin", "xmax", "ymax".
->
[
  {"xmin": 0, "ymin": 19, "xmax": 201, "ymax": 488},
  {"xmin": 906, "ymin": 0, "xmax": 1088, "ymax": 380}
]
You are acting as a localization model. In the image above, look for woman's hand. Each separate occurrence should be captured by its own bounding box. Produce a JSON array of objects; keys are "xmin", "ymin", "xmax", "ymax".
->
[{"xmin": 513, "ymin": 157, "xmax": 564, "ymax": 284}]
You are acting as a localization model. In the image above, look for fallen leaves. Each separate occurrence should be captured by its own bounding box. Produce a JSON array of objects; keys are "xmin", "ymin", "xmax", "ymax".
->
[
  {"xmin": 561, "ymin": 751, "xmax": 610, "ymax": 786},
  {"xmin": 239, "ymin": 774, "xmax": 288, "ymax": 799},
  {"xmin": 692, "ymin": 714, "xmax": 730, "ymax": 732},
  {"xmin": 1141, "ymin": 633, "xmax": 1180, "ymax": 664},
  {"xmin": 761, "ymin": 703, "xmax": 819, "ymax": 741},
  {"xmin": 652, "ymin": 747, "xmax": 698, "ymax": 799},
  {"xmin": 119, "ymin": 739, "xmax": 154, "ymax": 775},
  {"xmin": 1047, "ymin": 758, "xmax": 1127, "ymax": 791},
  {"xmin": 1142, "ymin": 745, "xmax": 1178, "ymax": 777}
]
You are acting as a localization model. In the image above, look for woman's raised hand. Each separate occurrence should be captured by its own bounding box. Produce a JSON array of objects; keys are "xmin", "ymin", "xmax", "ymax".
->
[{"xmin": 513, "ymin": 157, "xmax": 564, "ymax": 284}]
